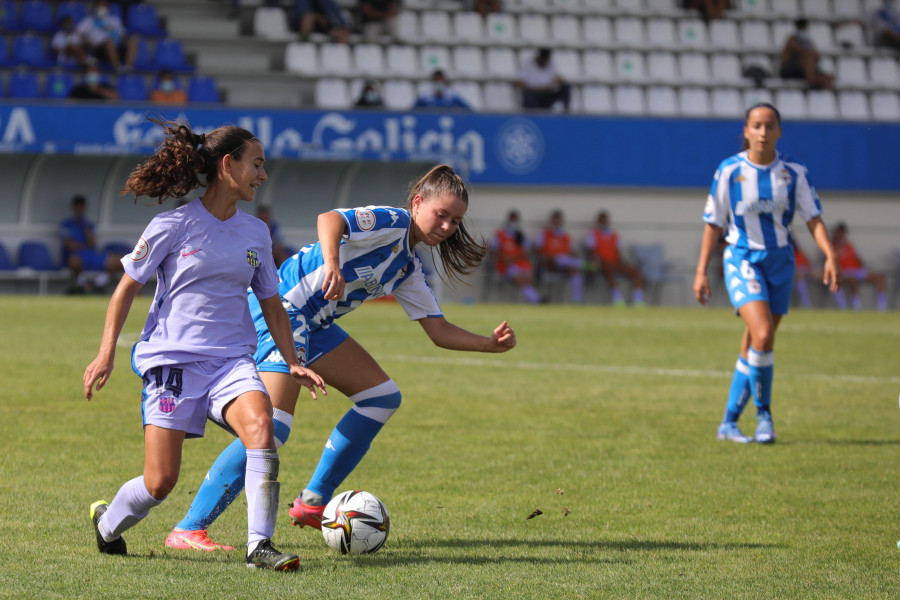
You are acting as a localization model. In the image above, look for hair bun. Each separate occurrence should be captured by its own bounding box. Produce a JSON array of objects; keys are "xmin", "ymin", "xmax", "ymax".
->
[{"xmin": 197, "ymin": 133, "xmax": 206, "ymax": 147}]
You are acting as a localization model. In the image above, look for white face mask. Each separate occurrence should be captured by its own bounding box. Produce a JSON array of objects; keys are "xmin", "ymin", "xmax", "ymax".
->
[
  {"xmin": 160, "ymin": 80, "xmax": 175, "ymax": 93},
  {"xmin": 364, "ymin": 90, "xmax": 379, "ymax": 104},
  {"xmin": 95, "ymin": 6, "xmax": 109, "ymax": 18},
  {"xmin": 85, "ymin": 72, "xmax": 101, "ymax": 85}
]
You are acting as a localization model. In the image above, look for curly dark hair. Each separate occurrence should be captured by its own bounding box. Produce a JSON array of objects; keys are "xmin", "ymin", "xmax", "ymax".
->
[
  {"xmin": 122, "ymin": 117, "xmax": 258, "ymax": 204},
  {"xmin": 406, "ymin": 164, "xmax": 486, "ymax": 284}
]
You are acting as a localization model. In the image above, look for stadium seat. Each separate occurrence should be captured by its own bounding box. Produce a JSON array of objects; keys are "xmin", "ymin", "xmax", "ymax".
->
[
  {"xmin": 353, "ymin": 44, "xmax": 385, "ymax": 77},
  {"xmin": 395, "ymin": 11, "xmax": 419, "ymax": 43},
  {"xmin": 678, "ymin": 53, "xmax": 711, "ymax": 85},
  {"xmin": 799, "ymin": 0, "xmax": 831, "ymax": 18},
  {"xmin": 709, "ymin": 20, "xmax": 740, "ymax": 51},
  {"xmin": 836, "ymin": 56, "xmax": 868, "ymax": 89},
  {"xmin": 252, "ymin": 7, "xmax": 293, "ymax": 41},
  {"xmin": 581, "ymin": 84, "xmax": 612, "ymax": 114},
  {"xmin": 771, "ymin": 21, "xmax": 794, "ymax": 48},
  {"xmin": 420, "ymin": 45, "xmax": 451, "ymax": 75},
  {"xmin": 552, "ymin": 0, "xmax": 585, "ymax": 13},
  {"xmin": 645, "ymin": 0, "xmax": 680, "ymax": 15},
  {"xmin": 775, "ymin": 88, "xmax": 808, "ymax": 120},
  {"xmin": 837, "ymin": 90, "xmax": 870, "ymax": 121},
  {"xmin": 486, "ymin": 13, "xmax": 517, "ymax": 45},
  {"xmin": 770, "ymin": 0, "xmax": 800, "ymax": 17},
  {"xmin": 482, "ymin": 81, "xmax": 518, "ymax": 111},
  {"xmin": 485, "ymin": 47, "xmax": 518, "ymax": 79},
  {"xmin": 581, "ymin": 0, "xmax": 613, "ymax": 12},
  {"xmin": 319, "ymin": 42, "xmax": 352, "ymax": 75},
  {"xmin": 133, "ymin": 37, "xmax": 154, "ymax": 71},
  {"xmin": 450, "ymin": 12, "xmax": 483, "ymax": 45},
  {"xmin": 582, "ymin": 49, "xmax": 614, "ymax": 82},
  {"xmin": 870, "ymin": 91, "xmax": 900, "ymax": 120},
  {"xmin": 710, "ymin": 88, "xmax": 743, "ymax": 118},
  {"xmin": 155, "ymin": 39, "xmax": 193, "ymax": 72},
  {"xmin": 17, "ymin": 240, "xmax": 58, "ymax": 271},
  {"xmin": 116, "ymin": 73, "xmax": 148, "ymax": 101},
  {"xmin": 519, "ymin": 14, "xmax": 550, "ymax": 44},
  {"xmin": 678, "ymin": 86, "xmax": 710, "ymax": 117},
  {"xmin": 7, "ymin": 70, "xmax": 40, "ymax": 99},
  {"xmin": 285, "ymin": 42, "xmax": 319, "ymax": 76},
  {"xmin": 187, "ymin": 75, "xmax": 219, "ymax": 103},
  {"xmin": 832, "ymin": 0, "xmax": 863, "ymax": 18},
  {"xmin": 103, "ymin": 242, "xmax": 133, "ymax": 257},
  {"xmin": 0, "ymin": 37, "xmax": 11, "ymax": 67},
  {"xmin": 870, "ymin": 57, "xmax": 900, "ymax": 90},
  {"xmin": 740, "ymin": 21, "xmax": 772, "ymax": 51},
  {"xmin": 615, "ymin": 0, "xmax": 644, "ymax": 14},
  {"xmin": 834, "ymin": 22, "xmax": 866, "ymax": 50},
  {"xmin": 1, "ymin": 0, "xmax": 20, "ymax": 32},
  {"xmin": 21, "ymin": 0, "xmax": 53, "ymax": 32},
  {"xmin": 710, "ymin": 54, "xmax": 743, "ymax": 85},
  {"xmin": 553, "ymin": 49, "xmax": 582, "ymax": 82},
  {"xmin": 127, "ymin": 3, "xmax": 166, "ymax": 37},
  {"xmin": 45, "ymin": 70, "xmax": 74, "ymax": 99},
  {"xmin": 583, "ymin": 16, "xmax": 613, "ymax": 48},
  {"xmin": 453, "ymin": 80, "xmax": 484, "ymax": 110},
  {"xmin": 807, "ymin": 89, "xmax": 837, "ymax": 120},
  {"xmin": 382, "ymin": 79, "xmax": 415, "ymax": 110},
  {"xmin": 743, "ymin": 87, "xmax": 774, "ymax": 110},
  {"xmin": 645, "ymin": 18, "xmax": 677, "ymax": 50},
  {"xmin": 550, "ymin": 15, "xmax": 581, "ymax": 47},
  {"xmin": 315, "ymin": 78, "xmax": 350, "ymax": 109},
  {"xmin": 451, "ymin": 46, "xmax": 485, "ymax": 80},
  {"xmin": 647, "ymin": 51, "xmax": 678, "ymax": 84},
  {"xmin": 0, "ymin": 241, "xmax": 15, "ymax": 271},
  {"xmin": 615, "ymin": 51, "xmax": 647, "ymax": 82},
  {"xmin": 613, "ymin": 85, "xmax": 646, "ymax": 115},
  {"xmin": 386, "ymin": 45, "xmax": 419, "ymax": 77},
  {"xmin": 614, "ymin": 17, "xmax": 645, "ymax": 48},
  {"xmin": 420, "ymin": 10, "xmax": 452, "ymax": 42},
  {"xmin": 12, "ymin": 33, "xmax": 53, "ymax": 68},
  {"xmin": 736, "ymin": 0, "xmax": 770, "ymax": 16},
  {"xmin": 808, "ymin": 21, "xmax": 834, "ymax": 52},
  {"xmin": 646, "ymin": 85, "xmax": 678, "ymax": 116},
  {"xmin": 55, "ymin": 1, "xmax": 88, "ymax": 26},
  {"xmin": 678, "ymin": 18, "xmax": 709, "ymax": 49}
]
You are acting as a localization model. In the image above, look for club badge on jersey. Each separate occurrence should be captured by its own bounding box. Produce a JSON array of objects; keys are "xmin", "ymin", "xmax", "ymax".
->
[{"xmin": 247, "ymin": 249, "xmax": 259, "ymax": 268}]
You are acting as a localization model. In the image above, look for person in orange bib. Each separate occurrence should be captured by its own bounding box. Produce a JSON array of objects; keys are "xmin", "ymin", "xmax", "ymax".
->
[
  {"xmin": 490, "ymin": 210, "xmax": 542, "ymax": 303},
  {"xmin": 830, "ymin": 222, "xmax": 888, "ymax": 311},
  {"xmin": 585, "ymin": 210, "xmax": 645, "ymax": 307},
  {"xmin": 534, "ymin": 209, "xmax": 584, "ymax": 303}
]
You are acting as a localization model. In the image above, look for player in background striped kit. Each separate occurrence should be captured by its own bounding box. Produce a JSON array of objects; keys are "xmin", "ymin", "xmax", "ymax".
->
[
  {"xmin": 693, "ymin": 103, "xmax": 841, "ymax": 444},
  {"xmin": 165, "ymin": 165, "xmax": 517, "ymax": 550}
]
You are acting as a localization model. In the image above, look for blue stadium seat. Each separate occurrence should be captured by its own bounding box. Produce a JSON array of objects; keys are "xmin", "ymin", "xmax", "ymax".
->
[
  {"xmin": 0, "ymin": 242, "xmax": 15, "ymax": 271},
  {"xmin": 45, "ymin": 70, "xmax": 75, "ymax": 98},
  {"xmin": 55, "ymin": 0, "xmax": 88, "ymax": 26},
  {"xmin": 103, "ymin": 241, "xmax": 133, "ymax": 257},
  {"xmin": 20, "ymin": 0, "xmax": 54, "ymax": 33},
  {"xmin": 126, "ymin": 3, "xmax": 166, "ymax": 36},
  {"xmin": 155, "ymin": 39, "xmax": 193, "ymax": 72},
  {"xmin": 0, "ymin": 36, "xmax": 11, "ymax": 67},
  {"xmin": 1, "ymin": 0, "xmax": 22, "ymax": 31},
  {"xmin": 12, "ymin": 33, "xmax": 54, "ymax": 68},
  {"xmin": 133, "ymin": 37, "xmax": 154, "ymax": 71},
  {"xmin": 18, "ymin": 240, "xmax": 58, "ymax": 271},
  {"xmin": 187, "ymin": 75, "xmax": 218, "ymax": 103},
  {"xmin": 116, "ymin": 73, "xmax": 147, "ymax": 100},
  {"xmin": 7, "ymin": 70, "xmax": 41, "ymax": 98}
]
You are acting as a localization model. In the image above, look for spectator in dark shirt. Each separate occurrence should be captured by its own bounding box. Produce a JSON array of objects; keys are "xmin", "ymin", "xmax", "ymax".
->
[
  {"xmin": 358, "ymin": 0, "xmax": 398, "ymax": 43},
  {"xmin": 355, "ymin": 80, "xmax": 384, "ymax": 108},
  {"xmin": 69, "ymin": 65, "xmax": 119, "ymax": 100},
  {"xmin": 60, "ymin": 195, "xmax": 123, "ymax": 293}
]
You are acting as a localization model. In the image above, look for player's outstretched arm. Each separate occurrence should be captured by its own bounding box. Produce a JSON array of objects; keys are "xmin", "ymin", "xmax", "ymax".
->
[
  {"xmin": 83, "ymin": 274, "xmax": 143, "ymax": 400},
  {"xmin": 418, "ymin": 317, "xmax": 516, "ymax": 353}
]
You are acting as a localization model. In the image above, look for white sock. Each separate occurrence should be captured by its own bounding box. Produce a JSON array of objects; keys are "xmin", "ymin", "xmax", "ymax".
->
[
  {"xmin": 245, "ymin": 448, "xmax": 280, "ymax": 548},
  {"xmin": 101, "ymin": 475, "xmax": 163, "ymax": 541}
]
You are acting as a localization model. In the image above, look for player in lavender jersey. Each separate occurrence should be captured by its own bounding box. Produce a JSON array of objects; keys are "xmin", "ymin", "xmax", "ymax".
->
[
  {"xmin": 166, "ymin": 165, "xmax": 518, "ymax": 547},
  {"xmin": 82, "ymin": 118, "xmax": 325, "ymax": 571},
  {"xmin": 693, "ymin": 104, "xmax": 841, "ymax": 445}
]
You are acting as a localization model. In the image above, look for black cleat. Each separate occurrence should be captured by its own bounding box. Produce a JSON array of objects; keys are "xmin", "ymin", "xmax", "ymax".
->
[
  {"xmin": 90, "ymin": 500, "xmax": 127, "ymax": 555},
  {"xmin": 245, "ymin": 539, "xmax": 299, "ymax": 571}
]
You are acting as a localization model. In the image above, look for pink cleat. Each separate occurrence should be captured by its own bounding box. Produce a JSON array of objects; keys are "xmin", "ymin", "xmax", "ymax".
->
[
  {"xmin": 288, "ymin": 499, "xmax": 325, "ymax": 530},
  {"xmin": 165, "ymin": 528, "xmax": 234, "ymax": 551}
]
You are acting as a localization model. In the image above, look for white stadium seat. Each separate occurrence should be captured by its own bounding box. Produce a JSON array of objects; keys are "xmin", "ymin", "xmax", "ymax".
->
[
  {"xmin": 395, "ymin": 11, "xmax": 419, "ymax": 43},
  {"xmin": 771, "ymin": 0, "xmax": 801, "ymax": 18},
  {"xmin": 647, "ymin": 85, "xmax": 678, "ymax": 116},
  {"xmin": 420, "ymin": 11, "xmax": 452, "ymax": 42},
  {"xmin": 284, "ymin": 43, "xmax": 318, "ymax": 76},
  {"xmin": 483, "ymin": 81, "xmax": 519, "ymax": 111},
  {"xmin": 645, "ymin": 18, "xmax": 677, "ymax": 49},
  {"xmin": 871, "ymin": 91, "xmax": 900, "ymax": 120},
  {"xmin": 837, "ymin": 90, "xmax": 870, "ymax": 121},
  {"xmin": 678, "ymin": 18, "xmax": 709, "ymax": 49},
  {"xmin": 382, "ymin": 79, "xmax": 416, "ymax": 110},
  {"xmin": 353, "ymin": 44, "xmax": 385, "ymax": 77},
  {"xmin": 679, "ymin": 53, "xmax": 711, "ymax": 84},
  {"xmin": 485, "ymin": 47, "xmax": 518, "ymax": 79},
  {"xmin": 386, "ymin": 45, "xmax": 419, "ymax": 77},
  {"xmin": 486, "ymin": 13, "xmax": 518, "ymax": 45},
  {"xmin": 808, "ymin": 22, "xmax": 835, "ymax": 52},
  {"xmin": 614, "ymin": 17, "xmax": 645, "ymax": 48},
  {"xmin": 836, "ymin": 56, "xmax": 869, "ymax": 88},
  {"xmin": 737, "ymin": 0, "xmax": 770, "ymax": 16},
  {"xmin": 583, "ymin": 17, "xmax": 613, "ymax": 48},
  {"xmin": 452, "ymin": 46, "xmax": 485, "ymax": 79},
  {"xmin": 710, "ymin": 88, "xmax": 743, "ymax": 118},
  {"xmin": 615, "ymin": 51, "xmax": 647, "ymax": 82},
  {"xmin": 319, "ymin": 43, "xmax": 352, "ymax": 76},
  {"xmin": 743, "ymin": 88, "xmax": 774, "ymax": 110},
  {"xmin": 582, "ymin": 49, "xmax": 614, "ymax": 81},
  {"xmin": 771, "ymin": 22, "xmax": 794, "ymax": 48},
  {"xmin": 800, "ymin": 0, "xmax": 831, "ymax": 18},
  {"xmin": 709, "ymin": 20, "xmax": 740, "ymax": 51},
  {"xmin": 615, "ymin": 0, "xmax": 644, "ymax": 14},
  {"xmin": 581, "ymin": 84, "xmax": 612, "ymax": 113},
  {"xmin": 519, "ymin": 14, "xmax": 551, "ymax": 44},
  {"xmin": 553, "ymin": 49, "xmax": 584, "ymax": 82},
  {"xmin": 550, "ymin": 15, "xmax": 582, "ymax": 47},
  {"xmin": 679, "ymin": 87, "xmax": 711, "ymax": 117},
  {"xmin": 870, "ymin": 57, "xmax": 900, "ymax": 90},
  {"xmin": 553, "ymin": 0, "xmax": 586, "ymax": 13},
  {"xmin": 834, "ymin": 22, "xmax": 866, "ymax": 50},
  {"xmin": 647, "ymin": 51, "xmax": 678, "ymax": 83},
  {"xmin": 253, "ymin": 7, "xmax": 293, "ymax": 41},
  {"xmin": 315, "ymin": 78, "xmax": 350, "ymax": 109},
  {"xmin": 710, "ymin": 54, "xmax": 743, "ymax": 85},
  {"xmin": 581, "ymin": 0, "xmax": 613, "ymax": 13},
  {"xmin": 420, "ymin": 45, "xmax": 452, "ymax": 74},
  {"xmin": 453, "ymin": 80, "xmax": 485, "ymax": 110},
  {"xmin": 775, "ymin": 89, "xmax": 808, "ymax": 120},
  {"xmin": 807, "ymin": 90, "xmax": 838, "ymax": 120},
  {"xmin": 740, "ymin": 21, "xmax": 772, "ymax": 52},
  {"xmin": 453, "ymin": 12, "xmax": 485, "ymax": 42},
  {"xmin": 614, "ymin": 85, "xmax": 646, "ymax": 115}
]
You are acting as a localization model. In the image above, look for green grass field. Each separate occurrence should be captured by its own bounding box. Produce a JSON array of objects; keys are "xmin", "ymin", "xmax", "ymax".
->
[{"xmin": 1, "ymin": 296, "xmax": 899, "ymax": 599}]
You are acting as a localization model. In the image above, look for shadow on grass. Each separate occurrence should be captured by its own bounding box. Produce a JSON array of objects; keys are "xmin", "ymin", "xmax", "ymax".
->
[{"xmin": 790, "ymin": 439, "xmax": 900, "ymax": 446}]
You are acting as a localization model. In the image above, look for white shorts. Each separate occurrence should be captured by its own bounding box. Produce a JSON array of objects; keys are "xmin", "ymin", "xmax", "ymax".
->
[{"xmin": 140, "ymin": 355, "xmax": 269, "ymax": 439}]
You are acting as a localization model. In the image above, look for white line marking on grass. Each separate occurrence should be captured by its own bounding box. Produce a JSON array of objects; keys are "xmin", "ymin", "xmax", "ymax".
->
[{"xmin": 388, "ymin": 354, "xmax": 900, "ymax": 385}]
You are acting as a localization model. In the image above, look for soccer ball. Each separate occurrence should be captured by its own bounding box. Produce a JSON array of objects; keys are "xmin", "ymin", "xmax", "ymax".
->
[{"xmin": 321, "ymin": 490, "xmax": 390, "ymax": 555}]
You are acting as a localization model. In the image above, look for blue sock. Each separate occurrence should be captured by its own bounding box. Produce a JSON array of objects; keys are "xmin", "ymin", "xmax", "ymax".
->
[
  {"xmin": 723, "ymin": 356, "xmax": 751, "ymax": 423},
  {"xmin": 306, "ymin": 409, "xmax": 385, "ymax": 502},
  {"xmin": 176, "ymin": 411, "xmax": 293, "ymax": 531},
  {"xmin": 747, "ymin": 348, "xmax": 774, "ymax": 416}
]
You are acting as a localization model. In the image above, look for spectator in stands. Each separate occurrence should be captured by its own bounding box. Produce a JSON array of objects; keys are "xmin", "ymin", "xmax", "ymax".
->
[
  {"xmin": 534, "ymin": 209, "xmax": 584, "ymax": 303},
  {"xmin": 52, "ymin": 15, "xmax": 87, "ymax": 67},
  {"xmin": 472, "ymin": 0, "xmax": 502, "ymax": 17},
  {"xmin": 256, "ymin": 205, "xmax": 289, "ymax": 267},
  {"xmin": 355, "ymin": 80, "xmax": 384, "ymax": 108},
  {"xmin": 294, "ymin": 0, "xmax": 351, "ymax": 43},
  {"xmin": 69, "ymin": 64, "xmax": 119, "ymax": 100},
  {"xmin": 491, "ymin": 210, "xmax": 542, "ymax": 304},
  {"xmin": 413, "ymin": 70, "xmax": 473, "ymax": 111},
  {"xmin": 75, "ymin": 0, "xmax": 138, "ymax": 72},
  {"xmin": 585, "ymin": 210, "xmax": 645, "ymax": 307},
  {"xmin": 683, "ymin": 0, "xmax": 728, "ymax": 22},
  {"xmin": 517, "ymin": 48, "xmax": 570, "ymax": 112},
  {"xmin": 358, "ymin": 0, "xmax": 398, "ymax": 43},
  {"xmin": 868, "ymin": 0, "xmax": 900, "ymax": 51},
  {"xmin": 149, "ymin": 69, "xmax": 188, "ymax": 105},
  {"xmin": 60, "ymin": 195, "xmax": 123, "ymax": 294},
  {"xmin": 778, "ymin": 18, "xmax": 833, "ymax": 90},
  {"xmin": 830, "ymin": 222, "xmax": 889, "ymax": 311}
]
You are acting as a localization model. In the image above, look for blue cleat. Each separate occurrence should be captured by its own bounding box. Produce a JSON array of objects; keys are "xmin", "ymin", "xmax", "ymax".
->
[
  {"xmin": 717, "ymin": 422, "xmax": 753, "ymax": 443},
  {"xmin": 755, "ymin": 414, "xmax": 776, "ymax": 444}
]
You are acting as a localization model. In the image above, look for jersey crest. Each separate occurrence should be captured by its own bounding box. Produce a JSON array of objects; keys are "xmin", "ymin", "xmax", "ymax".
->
[
  {"xmin": 356, "ymin": 209, "xmax": 377, "ymax": 231},
  {"xmin": 247, "ymin": 249, "xmax": 259, "ymax": 268}
]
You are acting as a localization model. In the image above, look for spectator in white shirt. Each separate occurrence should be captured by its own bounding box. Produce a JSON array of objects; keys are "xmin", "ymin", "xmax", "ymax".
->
[
  {"xmin": 74, "ymin": 0, "xmax": 139, "ymax": 72},
  {"xmin": 517, "ymin": 48, "xmax": 570, "ymax": 112}
]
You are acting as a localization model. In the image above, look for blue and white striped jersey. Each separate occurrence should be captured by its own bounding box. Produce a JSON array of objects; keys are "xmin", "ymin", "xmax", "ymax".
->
[
  {"xmin": 277, "ymin": 206, "xmax": 443, "ymax": 329},
  {"xmin": 703, "ymin": 151, "xmax": 822, "ymax": 251}
]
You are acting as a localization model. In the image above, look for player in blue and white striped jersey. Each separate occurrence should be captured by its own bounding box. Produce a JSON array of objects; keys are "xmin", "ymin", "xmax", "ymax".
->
[
  {"xmin": 693, "ymin": 103, "xmax": 841, "ymax": 445},
  {"xmin": 167, "ymin": 165, "xmax": 518, "ymax": 549}
]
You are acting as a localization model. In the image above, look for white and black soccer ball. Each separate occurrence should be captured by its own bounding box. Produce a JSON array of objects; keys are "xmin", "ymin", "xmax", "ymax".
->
[{"xmin": 321, "ymin": 490, "xmax": 390, "ymax": 555}]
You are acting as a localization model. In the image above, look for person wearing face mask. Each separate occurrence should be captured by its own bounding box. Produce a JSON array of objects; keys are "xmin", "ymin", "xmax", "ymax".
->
[
  {"xmin": 413, "ymin": 70, "xmax": 472, "ymax": 111},
  {"xmin": 490, "ymin": 210, "xmax": 542, "ymax": 304},
  {"xmin": 778, "ymin": 18, "xmax": 833, "ymax": 90},
  {"xmin": 868, "ymin": 0, "xmax": 900, "ymax": 51},
  {"xmin": 74, "ymin": 0, "xmax": 139, "ymax": 72},
  {"xmin": 69, "ymin": 64, "xmax": 119, "ymax": 100},
  {"xmin": 354, "ymin": 80, "xmax": 384, "ymax": 108},
  {"xmin": 52, "ymin": 15, "xmax": 87, "ymax": 67},
  {"xmin": 517, "ymin": 47, "xmax": 570, "ymax": 111},
  {"xmin": 150, "ymin": 70, "xmax": 188, "ymax": 105}
]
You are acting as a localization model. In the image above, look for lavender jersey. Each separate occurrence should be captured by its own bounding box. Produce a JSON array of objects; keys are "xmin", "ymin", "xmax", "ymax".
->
[
  {"xmin": 278, "ymin": 206, "xmax": 442, "ymax": 328},
  {"xmin": 123, "ymin": 198, "xmax": 279, "ymax": 375},
  {"xmin": 704, "ymin": 151, "xmax": 822, "ymax": 251}
]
